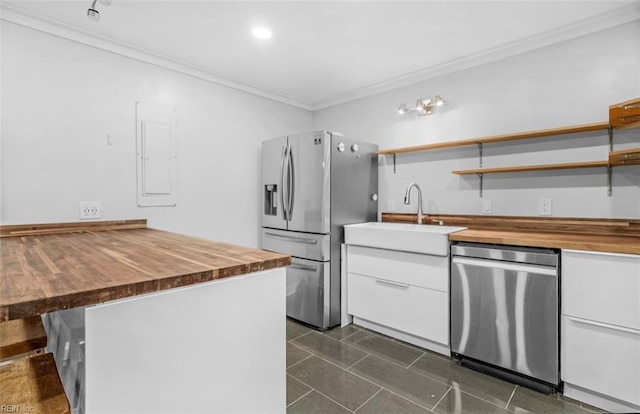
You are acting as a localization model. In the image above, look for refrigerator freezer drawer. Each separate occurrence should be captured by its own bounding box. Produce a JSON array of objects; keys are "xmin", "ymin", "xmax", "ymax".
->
[
  {"xmin": 261, "ymin": 228, "xmax": 330, "ymax": 261},
  {"xmin": 287, "ymin": 258, "xmax": 331, "ymax": 329}
]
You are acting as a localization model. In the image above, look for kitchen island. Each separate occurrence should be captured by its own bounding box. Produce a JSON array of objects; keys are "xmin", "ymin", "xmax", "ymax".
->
[{"xmin": 0, "ymin": 220, "xmax": 291, "ymax": 413}]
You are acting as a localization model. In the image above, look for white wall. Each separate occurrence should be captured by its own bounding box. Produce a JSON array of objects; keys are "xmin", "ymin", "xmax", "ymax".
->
[
  {"xmin": 2, "ymin": 19, "xmax": 639, "ymax": 250},
  {"xmin": 313, "ymin": 22, "xmax": 640, "ymax": 219},
  {"xmin": 0, "ymin": 22, "xmax": 313, "ymax": 247}
]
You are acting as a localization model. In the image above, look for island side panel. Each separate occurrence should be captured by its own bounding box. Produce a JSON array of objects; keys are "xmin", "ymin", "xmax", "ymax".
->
[{"xmin": 85, "ymin": 268, "xmax": 286, "ymax": 414}]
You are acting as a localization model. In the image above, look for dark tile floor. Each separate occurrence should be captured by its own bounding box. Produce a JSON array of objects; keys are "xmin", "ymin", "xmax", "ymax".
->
[{"xmin": 286, "ymin": 319, "xmax": 607, "ymax": 414}]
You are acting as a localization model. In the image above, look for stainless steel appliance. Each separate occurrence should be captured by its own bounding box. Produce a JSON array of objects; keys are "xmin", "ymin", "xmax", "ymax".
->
[
  {"xmin": 260, "ymin": 131, "xmax": 378, "ymax": 330},
  {"xmin": 450, "ymin": 243, "xmax": 560, "ymax": 393}
]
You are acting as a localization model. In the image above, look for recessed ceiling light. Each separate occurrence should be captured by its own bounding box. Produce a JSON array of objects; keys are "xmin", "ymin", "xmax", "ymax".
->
[{"xmin": 251, "ymin": 26, "xmax": 272, "ymax": 40}]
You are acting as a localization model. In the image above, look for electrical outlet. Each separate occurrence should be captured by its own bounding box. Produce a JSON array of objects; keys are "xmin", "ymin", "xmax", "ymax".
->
[
  {"xmin": 538, "ymin": 198, "xmax": 552, "ymax": 216},
  {"xmin": 482, "ymin": 199, "xmax": 492, "ymax": 214},
  {"xmin": 80, "ymin": 201, "xmax": 102, "ymax": 220}
]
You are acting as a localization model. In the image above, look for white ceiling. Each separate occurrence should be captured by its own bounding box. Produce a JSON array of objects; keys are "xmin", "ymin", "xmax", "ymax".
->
[{"xmin": 2, "ymin": 1, "xmax": 639, "ymax": 109}]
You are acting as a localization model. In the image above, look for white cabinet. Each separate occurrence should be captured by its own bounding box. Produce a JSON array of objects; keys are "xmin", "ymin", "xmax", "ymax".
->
[
  {"xmin": 346, "ymin": 245, "xmax": 450, "ymax": 355},
  {"xmin": 561, "ymin": 249, "xmax": 640, "ymax": 413}
]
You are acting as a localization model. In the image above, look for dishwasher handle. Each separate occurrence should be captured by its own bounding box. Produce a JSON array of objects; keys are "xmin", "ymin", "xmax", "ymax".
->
[
  {"xmin": 451, "ymin": 244, "xmax": 558, "ymax": 267},
  {"xmin": 452, "ymin": 256, "xmax": 558, "ymax": 276}
]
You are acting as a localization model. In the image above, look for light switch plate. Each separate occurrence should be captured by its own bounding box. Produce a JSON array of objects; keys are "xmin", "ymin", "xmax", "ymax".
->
[{"xmin": 538, "ymin": 198, "xmax": 552, "ymax": 216}]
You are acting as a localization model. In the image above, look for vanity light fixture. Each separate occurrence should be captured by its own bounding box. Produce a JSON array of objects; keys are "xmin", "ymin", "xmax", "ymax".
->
[
  {"xmin": 87, "ymin": 0, "xmax": 111, "ymax": 22},
  {"xmin": 398, "ymin": 95, "xmax": 447, "ymax": 116},
  {"xmin": 398, "ymin": 103, "xmax": 409, "ymax": 114}
]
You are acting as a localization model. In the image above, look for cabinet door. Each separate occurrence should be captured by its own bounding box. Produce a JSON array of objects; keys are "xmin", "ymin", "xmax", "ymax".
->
[
  {"xmin": 562, "ymin": 315, "xmax": 640, "ymax": 406},
  {"xmin": 563, "ymin": 250, "xmax": 640, "ymax": 330},
  {"xmin": 347, "ymin": 273, "xmax": 448, "ymax": 344}
]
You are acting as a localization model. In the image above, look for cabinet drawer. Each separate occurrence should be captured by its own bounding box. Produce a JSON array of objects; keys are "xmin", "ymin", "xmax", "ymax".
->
[
  {"xmin": 347, "ymin": 272, "xmax": 448, "ymax": 344},
  {"xmin": 562, "ymin": 250, "xmax": 640, "ymax": 330},
  {"xmin": 562, "ymin": 315, "xmax": 640, "ymax": 406},
  {"xmin": 346, "ymin": 246, "xmax": 448, "ymax": 292}
]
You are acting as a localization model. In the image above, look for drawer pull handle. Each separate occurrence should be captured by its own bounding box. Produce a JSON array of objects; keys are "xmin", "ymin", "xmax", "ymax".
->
[
  {"xmin": 375, "ymin": 279, "xmax": 409, "ymax": 289},
  {"xmin": 568, "ymin": 316, "xmax": 640, "ymax": 336}
]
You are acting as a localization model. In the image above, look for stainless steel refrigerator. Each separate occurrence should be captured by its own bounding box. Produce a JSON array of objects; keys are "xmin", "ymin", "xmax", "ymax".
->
[{"xmin": 261, "ymin": 130, "xmax": 378, "ymax": 330}]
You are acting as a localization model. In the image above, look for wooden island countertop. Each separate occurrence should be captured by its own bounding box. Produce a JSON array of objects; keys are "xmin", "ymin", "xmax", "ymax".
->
[{"xmin": 0, "ymin": 220, "xmax": 291, "ymax": 321}]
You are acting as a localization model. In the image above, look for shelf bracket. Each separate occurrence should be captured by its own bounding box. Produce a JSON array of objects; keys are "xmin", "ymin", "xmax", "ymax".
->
[
  {"xmin": 477, "ymin": 143, "xmax": 483, "ymax": 168},
  {"xmin": 608, "ymin": 126, "xmax": 613, "ymax": 152},
  {"xmin": 607, "ymin": 165, "xmax": 612, "ymax": 197},
  {"xmin": 477, "ymin": 173, "xmax": 484, "ymax": 198},
  {"xmin": 392, "ymin": 153, "xmax": 396, "ymax": 174}
]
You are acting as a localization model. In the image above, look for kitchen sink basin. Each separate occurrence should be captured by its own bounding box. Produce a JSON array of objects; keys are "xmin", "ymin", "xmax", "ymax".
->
[{"xmin": 344, "ymin": 222, "xmax": 467, "ymax": 256}]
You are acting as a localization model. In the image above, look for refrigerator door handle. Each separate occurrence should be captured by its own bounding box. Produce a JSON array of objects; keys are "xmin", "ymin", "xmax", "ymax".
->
[
  {"xmin": 289, "ymin": 263, "xmax": 318, "ymax": 272},
  {"xmin": 279, "ymin": 144, "xmax": 288, "ymax": 221},
  {"xmin": 287, "ymin": 143, "xmax": 295, "ymax": 220},
  {"xmin": 264, "ymin": 232, "xmax": 319, "ymax": 244}
]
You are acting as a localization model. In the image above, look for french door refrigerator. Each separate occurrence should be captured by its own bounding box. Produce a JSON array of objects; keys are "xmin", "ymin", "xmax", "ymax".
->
[{"xmin": 261, "ymin": 130, "xmax": 378, "ymax": 330}]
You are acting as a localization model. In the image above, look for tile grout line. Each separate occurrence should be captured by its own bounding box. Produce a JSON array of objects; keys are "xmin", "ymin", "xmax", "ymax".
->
[
  {"xmin": 346, "ymin": 353, "xmax": 372, "ymax": 370},
  {"xmin": 431, "ymin": 386, "xmax": 453, "ymax": 411},
  {"xmin": 504, "ymin": 385, "xmax": 518, "ymax": 409},
  {"xmin": 286, "ymin": 389, "xmax": 313, "ymax": 408},
  {"xmin": 342, "ymin": 354, "xmax": 451, "ymax": 412},
  {"xmin": 406, "ymin": 351, "xmax": 426, "ymax": 369},
  {"xmin": 287, "ymin": 329, "xmax": 313, "ymax": 343},
  {"xmin": 288, "ymin": 341, "xmax": 311, "ymax": 354},
  {"xmin": 352, "ymin": 388, "xmax": 383, "ymax": 413},
  {"xmin": 358, "ymin": 351, "xmax": 454, "ymax": 390},
  {"xmin": 291, "ymin": 379, "xmax": 358, "ymax": 413},
  {"xmin": 336, "ymin": 327, "xmax": 364, "ymax": 343},
  {"xmin": 286, "ymin": 353, "xmax": 314, "ymax": 370},
  {"xmin": 451, "ymin": 384, "xmax": 520, "ymax": 411}
]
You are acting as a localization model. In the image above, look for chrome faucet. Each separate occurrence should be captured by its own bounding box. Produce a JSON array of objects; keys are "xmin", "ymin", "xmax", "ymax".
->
[{"xmin": 403, "ymin": 182, "xmax": 424, "ymax": 224}]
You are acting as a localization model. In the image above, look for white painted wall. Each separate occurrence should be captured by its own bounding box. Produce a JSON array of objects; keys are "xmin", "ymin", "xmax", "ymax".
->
[
  {"xmin": 313, "ymin": 22, "xmax": 640, "ymax": 219},
  {"xmin": 0, "ymin": 22, "xmax": 313, "ymax": 246},
  {"xmin": 2, "ymin": 19, "xmax": 639, "ymax": 250}
]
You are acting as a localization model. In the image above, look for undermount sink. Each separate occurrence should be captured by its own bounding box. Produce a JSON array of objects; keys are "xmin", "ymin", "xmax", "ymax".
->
[{"xmin": 344, "ymin": 222, "xmax": 467, "ymax": 256}]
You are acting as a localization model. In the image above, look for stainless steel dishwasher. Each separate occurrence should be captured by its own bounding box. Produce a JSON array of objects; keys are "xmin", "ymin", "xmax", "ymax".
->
[{"xmin": 450, "ymin": 242, "xmax": 560, "ymax": 393}]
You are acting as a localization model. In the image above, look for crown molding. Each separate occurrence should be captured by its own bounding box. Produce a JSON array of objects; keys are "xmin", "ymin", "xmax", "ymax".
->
[
  {"xmin": 311, "ymin": 2, "xmax": 640, "ymax": 111},
  {"xmin": 2, "ymin": 2, "xmax": 638, "ymax": 112},
  {"xmin": 0, "ymin": 4, "xmax": 313, "ymax": 111}
]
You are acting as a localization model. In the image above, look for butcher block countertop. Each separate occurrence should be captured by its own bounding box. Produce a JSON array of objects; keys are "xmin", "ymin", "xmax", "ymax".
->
[
  {"xmin": 382, "ymin": 213, "xmax": 640, "ymax": 255},
  {"xmin": 0, "ymin": 220, "xmax": 291, "ymax": 322},
  {"xmin": 447, "ymin": 229, "xmax": 640, "ymax": 255}
]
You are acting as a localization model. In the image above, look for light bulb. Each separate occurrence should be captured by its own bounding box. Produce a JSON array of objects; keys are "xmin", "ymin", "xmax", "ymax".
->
[{"xmin": 252, "ymin": 27, "xmax": 272, "ymax": 40}]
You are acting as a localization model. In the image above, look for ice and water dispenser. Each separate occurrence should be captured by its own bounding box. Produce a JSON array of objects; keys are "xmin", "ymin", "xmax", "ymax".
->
[{"xmin": 264, "ymin": 184, "xmax": 277, "ymax": 216}]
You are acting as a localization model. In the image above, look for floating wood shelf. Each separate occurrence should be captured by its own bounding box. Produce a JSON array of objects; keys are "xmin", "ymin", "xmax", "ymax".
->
[
  {"xmin": 452, "ymin": 160, "xmax": 610, "ymax": 175},
  {"xmin": 377, "ymin": 121, "xmax": 610, "ymax": 155},
  {"xmin": 609, "ymin": 148, "xmax": 640, "ymax": 166},
  {"xmin": 379, "ymin": 97, "xmax": 638, "ymax": 196},
  {"xmin": 610, "ymin": 97, "xmax": 640, "ymax": 130}
]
